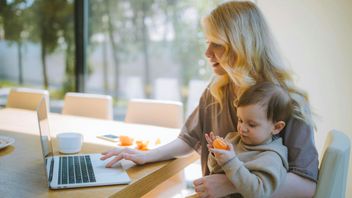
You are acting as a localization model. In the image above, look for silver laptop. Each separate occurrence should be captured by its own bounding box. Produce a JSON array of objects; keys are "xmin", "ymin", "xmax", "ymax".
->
[{"xmin": 36, "ymin": 97, "xmax": 131, "ymax": 189}]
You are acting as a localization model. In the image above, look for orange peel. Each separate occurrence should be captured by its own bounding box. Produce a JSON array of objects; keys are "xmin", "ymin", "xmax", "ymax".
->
[{"xmin": 213, "ymin": 137, "xmax": 229, "ymax": 150}]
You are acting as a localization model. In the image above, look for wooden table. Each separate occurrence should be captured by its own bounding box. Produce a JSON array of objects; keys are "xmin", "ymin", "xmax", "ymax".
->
[{"xmin": 0, "ymin": 108, "xmax": 199, "ymax": 198}]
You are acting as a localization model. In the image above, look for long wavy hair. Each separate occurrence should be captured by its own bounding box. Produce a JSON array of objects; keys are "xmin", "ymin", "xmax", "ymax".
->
[{"xmin": 202, "ymin": 1, "xmax": 314, "ymax": 127}]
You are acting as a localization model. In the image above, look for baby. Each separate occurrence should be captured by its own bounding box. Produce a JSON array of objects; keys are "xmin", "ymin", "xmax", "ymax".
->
[{"xmin": 206, "ymin": 82, "xmax": 293, "ymax": 198}]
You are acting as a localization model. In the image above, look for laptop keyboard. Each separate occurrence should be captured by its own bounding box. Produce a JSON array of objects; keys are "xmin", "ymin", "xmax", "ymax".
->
[{"xmin": 58, "ymin": 155, "xmax": 96, "ymax": 184}]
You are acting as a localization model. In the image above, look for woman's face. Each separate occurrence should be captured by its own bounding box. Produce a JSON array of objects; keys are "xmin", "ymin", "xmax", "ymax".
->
[{"xmin": 205, "ymin": 41, "xmax": 226, "ymax": 75}]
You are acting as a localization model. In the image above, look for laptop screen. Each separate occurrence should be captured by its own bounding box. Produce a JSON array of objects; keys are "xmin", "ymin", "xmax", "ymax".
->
[{"xmin": 36, "ymin": 97, "xmax": 54, "ymax": 185}]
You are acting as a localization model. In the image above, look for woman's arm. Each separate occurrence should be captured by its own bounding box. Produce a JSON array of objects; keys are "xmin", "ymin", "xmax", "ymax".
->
[
  {"xmin": 146, "ymin": 137, "xmax": 194, "ymax": 162},
  {"xmin": 272, "ymin": 172, "xmax": 316, "ymax": 198},
  {"xmin": 101, "ymin": 137, "xmax": 194, "ymax": 166}
]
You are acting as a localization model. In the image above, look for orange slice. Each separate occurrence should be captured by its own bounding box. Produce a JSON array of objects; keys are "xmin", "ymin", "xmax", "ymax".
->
[
  {"xmin": 136, "ymin": 140, "xmax": 149, "ymax": 150},
  {"xmin": 155, "ymin": 138, "xmax": 161, "ymax": 145},
  {"xmin": 119, "ymin": 135, "xmax": 133, "ymax": 146}
]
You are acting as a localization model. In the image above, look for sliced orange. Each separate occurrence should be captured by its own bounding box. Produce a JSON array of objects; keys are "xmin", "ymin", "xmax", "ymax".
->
[
  {"xmin": 155, "ymin": 138, "xmax": 161, "ymax": 145},
  {"xmin": 213, "ymin": 137, "xmax": 229, "ymax": 150},
  {"xmin": 136, "ymin": 140, "xmax": 149, "ymax": 150},
  {"xmin": 119, "ymin": 135, "xmax": 133, "ymax": 146}
]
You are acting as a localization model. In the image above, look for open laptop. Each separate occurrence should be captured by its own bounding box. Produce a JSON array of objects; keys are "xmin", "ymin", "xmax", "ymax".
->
[{"xmin": 36, "ymin": 97, "xmax": 131, "ymax": 189}]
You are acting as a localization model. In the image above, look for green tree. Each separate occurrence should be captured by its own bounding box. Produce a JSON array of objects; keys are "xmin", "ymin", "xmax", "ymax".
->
[
  {"xmin": 0, "ymin": 0, "xmax": 28, "ymax": 85},
  {"xmin": 129, "ymin": 0, "xmax": 155, "ymax": 98},
  {"xmin": 28, "ymin": 0, "xmax": 71, "ymax": 89},
  {"xmin": 89, "ymin": 0, "xmax": 110, "ymax": 94},
  {"xmin": 168, "ymin": 0, "xmax": 215, "ymax": 87}
]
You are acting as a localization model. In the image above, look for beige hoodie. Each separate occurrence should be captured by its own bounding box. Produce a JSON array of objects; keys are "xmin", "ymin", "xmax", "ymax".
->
[{"xmin": 208, "ymin": 132, "xmax": 288, "ymax": 198}]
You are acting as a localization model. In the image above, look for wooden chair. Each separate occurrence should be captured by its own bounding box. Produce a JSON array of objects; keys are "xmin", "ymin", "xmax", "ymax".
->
[
  {"xmin": 6, "ymin": 87, "xmax": 49, "ymax": 111},
  {"xmin": 62, "ymin": 92, "xmax": 113, "ymax": 120},
  {"xmin": 125, "ymin": 98, "xmax": 184, "ymax": 128},
  {"xmin": 314, "ymin": 130, "xmax": 351, "ymax": 198}
]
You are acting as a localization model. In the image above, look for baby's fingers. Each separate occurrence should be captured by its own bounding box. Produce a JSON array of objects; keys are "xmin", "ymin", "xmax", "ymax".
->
[
  {"xmin": 209, "ymin": 132, "xmax": 216, "ymax": 141},
  {"xmin": 209, "ymin": 148, "xmax": 227, "ymax": 155},
  {"xmin": 226, "ymin": 141, "xmax": 234, "ymax": 151},
  {"xmin": 205, "ymin": 133, "xmax": 214, "ymax": 145}
]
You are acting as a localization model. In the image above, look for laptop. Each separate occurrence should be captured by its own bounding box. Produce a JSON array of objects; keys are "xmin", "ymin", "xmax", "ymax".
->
[{"xmin": 36, "ymin": 97, "xmax": 131, "ymax": 189}]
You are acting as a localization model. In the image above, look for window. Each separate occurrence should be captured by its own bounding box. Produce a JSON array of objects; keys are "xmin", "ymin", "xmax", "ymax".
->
[{"xmin": 0, "ymin": 0, "xmax": 221, "ymax": 119}]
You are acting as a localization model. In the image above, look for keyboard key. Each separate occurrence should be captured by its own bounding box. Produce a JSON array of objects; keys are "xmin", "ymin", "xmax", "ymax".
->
[
  {"xmin": 68, "ymin": 156, "xmax": 74, "ymax": 184},
  {"xmin": 62, "ymin": 157, "xmax": 68, "ymax": 184},
  {"xmin": 74, "ymin": 156, "xmax": 82, "ymax": 183},
  {"xmin": 80, "ymin": 156, "xmax": 89, "ymax": 183},
  {"xmin": 85, "ymin": 156, "xmax": 96, "ymax": 182}
]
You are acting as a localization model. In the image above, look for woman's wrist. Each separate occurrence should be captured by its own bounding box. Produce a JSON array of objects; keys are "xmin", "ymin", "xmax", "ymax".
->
[
  {"xmin": 143, "ymin": 148, "xmax": 162, "ymax": 163},
  {"xmin": 144, "ymin": 138, "xmax": 193, "ymax": 163}
]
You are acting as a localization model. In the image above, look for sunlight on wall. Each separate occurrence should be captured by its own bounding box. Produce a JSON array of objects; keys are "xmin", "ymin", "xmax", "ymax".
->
[{"xmin": 258, "ymin": 0, "xmax": 352, "ymax": 196}]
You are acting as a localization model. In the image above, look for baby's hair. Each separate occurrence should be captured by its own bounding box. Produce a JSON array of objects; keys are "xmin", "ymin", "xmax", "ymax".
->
[{"xmin": 237, "ymin": 82, "xmax": 293, "ymax": 123}]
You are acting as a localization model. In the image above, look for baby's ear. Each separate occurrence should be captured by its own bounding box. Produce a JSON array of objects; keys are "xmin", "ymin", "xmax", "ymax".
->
[{"xmin": 272, "ymin": 121, "xmax": 286, "ymax": 135}]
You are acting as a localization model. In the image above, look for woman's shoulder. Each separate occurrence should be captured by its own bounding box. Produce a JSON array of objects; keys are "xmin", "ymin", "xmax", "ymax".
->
[
  {"xmin": 281, "ymin": 116, "xmax": 315, "ymax": 148},
  {"xmin": 284, "ymin": 116, "xmax": 313, "ymax": 133}
]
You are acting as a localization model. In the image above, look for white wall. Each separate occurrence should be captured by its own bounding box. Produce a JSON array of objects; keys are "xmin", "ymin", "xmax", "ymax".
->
[{"xmin": 258, "ymin": 0, "xmax": 352, "ymax": 196}]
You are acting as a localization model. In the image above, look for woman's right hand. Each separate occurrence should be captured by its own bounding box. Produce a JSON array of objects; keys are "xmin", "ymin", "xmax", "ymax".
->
[
  {"xmin": 194, "ymin": 174, "xmax": 236, "ymax": 198},
  {"xmin": 100, "ymin": 147, "xmax": 148, "ymax": 167}
]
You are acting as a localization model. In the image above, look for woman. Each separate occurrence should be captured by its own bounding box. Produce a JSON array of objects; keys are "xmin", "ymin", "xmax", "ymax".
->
[{"xmin": 101, "ymin": 1, "xmax": 318, "ymax": 197}]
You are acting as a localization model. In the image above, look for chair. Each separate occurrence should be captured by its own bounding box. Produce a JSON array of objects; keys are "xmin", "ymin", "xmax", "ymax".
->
[
  {"xmin": 124, "ymin": 98, "xmax": 184, "ymax": 128},
  {"xmin": 6, "ymin": 87, "xmax": 50, "ymax": 111},
  {"xmin": 62, "ymin": 92, "xmax": 113, "ymax": 120},
  {"xmin": 314, "ymin": 130, "xmax": 351, "ymax": 198}
]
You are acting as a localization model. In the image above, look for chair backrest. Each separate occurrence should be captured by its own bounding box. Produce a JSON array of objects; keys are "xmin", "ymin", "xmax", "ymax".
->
[
  {"xmin": 314, "ymin": 130, "xmax": 351, "ymax": 198},
  {"xmin": 62, "ymin": 92, "xmax": 113, "ymax": 120},
  {"xmin": 124, "ymin": 98, "xmax": 184, "ymax": 128},
  {"xmin": 6, "ymin": 87, "xmax": 50, "ymax": 111}
]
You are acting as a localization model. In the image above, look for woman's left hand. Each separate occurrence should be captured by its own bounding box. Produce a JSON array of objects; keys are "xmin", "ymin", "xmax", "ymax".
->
[{"xmin": 193, "ymin": 174, "xmax": 236, "ymax": 198}]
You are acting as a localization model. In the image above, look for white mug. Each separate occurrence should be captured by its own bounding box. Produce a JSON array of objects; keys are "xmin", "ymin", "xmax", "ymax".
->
[{"xmin": 57, "ymin": 132, "xmax": 83, "ymax": 154}]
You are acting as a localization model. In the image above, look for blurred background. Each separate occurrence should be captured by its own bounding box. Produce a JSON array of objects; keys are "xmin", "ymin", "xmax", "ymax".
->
[
  {"xmin": 1, "ymin": 0, "xmax": 351, "ymax": 196},
  {"xmin": 0, "ymin": 0, "xmax": 217, "ymax": 119}
]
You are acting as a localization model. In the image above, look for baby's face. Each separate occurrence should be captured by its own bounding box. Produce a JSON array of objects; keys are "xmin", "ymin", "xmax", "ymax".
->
[{"xmin": 236, "ymin": 104, "xmax": 275, "ymax": 145}]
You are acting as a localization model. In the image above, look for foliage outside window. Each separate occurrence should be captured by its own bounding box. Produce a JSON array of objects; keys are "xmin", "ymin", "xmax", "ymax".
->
[{"xmin": 0, "ymin": 0, "xmax": 222, "ymax": 117}]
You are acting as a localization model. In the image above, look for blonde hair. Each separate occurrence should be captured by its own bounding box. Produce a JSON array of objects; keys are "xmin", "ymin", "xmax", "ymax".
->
[{"xmin": 202, "ymin": 1, "xmax": 314, "ymax": 127}]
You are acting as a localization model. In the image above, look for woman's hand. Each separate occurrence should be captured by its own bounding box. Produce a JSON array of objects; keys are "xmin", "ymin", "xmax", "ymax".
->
[
  {"xmin": 100, "ymin": 147, "xmax": 148, "ymax": 167},
  {"xmin": 193, "ymin": 174, "xmax": 236, "ymax": 198},
  {"xmin": 101, "ymin": 138, "xmax": 194, "ymax": 168}
]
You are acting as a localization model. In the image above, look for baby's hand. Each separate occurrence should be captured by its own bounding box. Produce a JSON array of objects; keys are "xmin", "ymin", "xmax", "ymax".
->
[
  {"xmin": 209, "ymin": 140, "xmax": 236, "ymax": 166},
  {"xmin": 205, "ymin": 131, "xmax": 216, "ymax": 149}
]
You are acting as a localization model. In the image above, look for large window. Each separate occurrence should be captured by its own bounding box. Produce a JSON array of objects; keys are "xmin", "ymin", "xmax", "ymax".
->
[
  {"xmin": 0, "ymin": 0, "xmax": 221, "ymax": 119},
  {"xmin": 0, "ymin": 0, "xmax": 75, "ymax": 111}
]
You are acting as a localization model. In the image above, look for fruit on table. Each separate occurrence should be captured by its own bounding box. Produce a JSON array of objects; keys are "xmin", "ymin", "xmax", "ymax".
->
[
  {"xmin": 136, "ymin": 140, "xmax": 149, "ymax": 150},
  {"xmin": 213, "ymin": 137, "xmax": 229, "ymax": 150},
  {"xmin": 119, "ymin": 135, "xmax": 133, "ymax": 146},
  {"xmin": 155, "ymin": 138, "xmax": 161, "ymax": 145}
]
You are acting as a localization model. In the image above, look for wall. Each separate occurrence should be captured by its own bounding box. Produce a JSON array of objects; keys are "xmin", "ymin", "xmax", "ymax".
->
[{"xmin": 258, "ymin": 0, "xmax": 352, "ymax": 196}]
